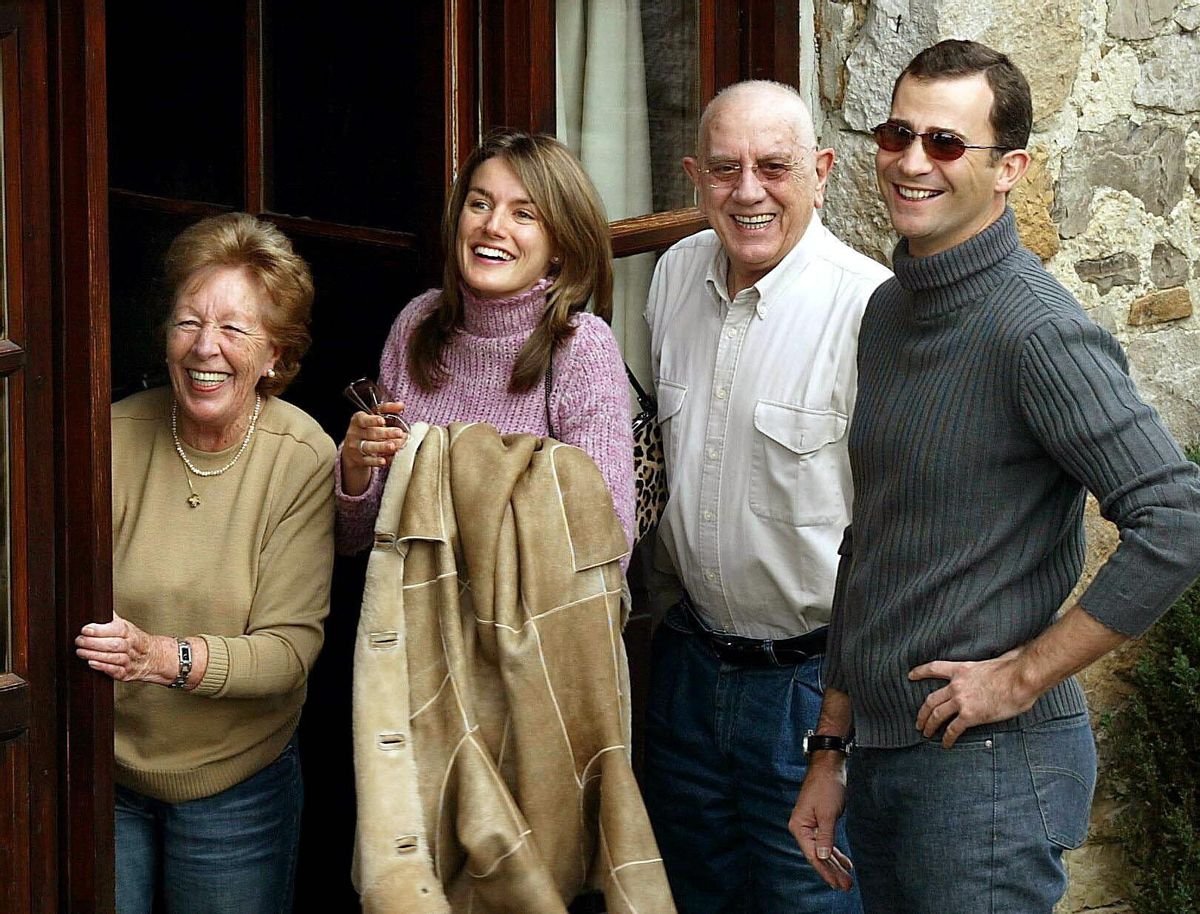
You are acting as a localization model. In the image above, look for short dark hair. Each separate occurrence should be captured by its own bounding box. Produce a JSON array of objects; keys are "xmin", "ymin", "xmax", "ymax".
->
[{"xmin": 894, "ymin": 40, "xmax": 1032, "ymax": 156}]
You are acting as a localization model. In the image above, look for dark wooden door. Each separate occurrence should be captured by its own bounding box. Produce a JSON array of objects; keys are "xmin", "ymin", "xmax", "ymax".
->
[
  {"xmin": 0, "ymin": 1, "xmax": 113, "ymax": 911},
  {"xmin": 0, "ymin": 2, "xmax": 61, "ymax": 912}
]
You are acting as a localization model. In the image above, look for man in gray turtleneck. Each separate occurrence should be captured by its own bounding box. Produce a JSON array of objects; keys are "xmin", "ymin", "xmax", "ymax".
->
[{"xmin": 790, "ymin": 39, "xmax": 1200, "ymax": 914}]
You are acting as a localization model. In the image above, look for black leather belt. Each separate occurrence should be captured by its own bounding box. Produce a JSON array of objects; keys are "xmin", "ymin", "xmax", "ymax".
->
[{"xmin": 679, "ymin": 594, "xmax": 827, "ymax": 667}]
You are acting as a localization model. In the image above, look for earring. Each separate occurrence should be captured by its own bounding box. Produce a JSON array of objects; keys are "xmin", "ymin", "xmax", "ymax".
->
[
  {"xmin": 551, "ymin": 257, "xmax": 561, "ymax": 265},
  {"xmin": 266, "ymin": 368, "xmax": 277, "ymax": 379}
]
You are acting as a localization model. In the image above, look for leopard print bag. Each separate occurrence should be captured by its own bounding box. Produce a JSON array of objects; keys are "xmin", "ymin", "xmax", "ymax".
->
[
  {"xmin": 547, "ymin": 361, "xmax": 667, "ymax": 545},
  {"xmin": 625, "ymin": 364, "xmax": 667, "ymax": 544}
]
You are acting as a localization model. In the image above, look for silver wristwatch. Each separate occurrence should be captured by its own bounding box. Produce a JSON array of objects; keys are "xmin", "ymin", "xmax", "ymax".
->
[{"xmin": 168, "ymin": 638, "xmax": 193, "ymax": 689}]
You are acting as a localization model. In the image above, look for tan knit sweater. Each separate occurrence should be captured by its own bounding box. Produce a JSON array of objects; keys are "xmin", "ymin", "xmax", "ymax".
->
[{"xmin": 112, "ymin": 387, "xmax": 336, "ymax": 802}]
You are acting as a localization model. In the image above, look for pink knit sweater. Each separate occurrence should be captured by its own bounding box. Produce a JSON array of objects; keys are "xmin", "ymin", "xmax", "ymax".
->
[{"xmin": 335, "ymin": 281, "xmax": 636, "ymax": 561}]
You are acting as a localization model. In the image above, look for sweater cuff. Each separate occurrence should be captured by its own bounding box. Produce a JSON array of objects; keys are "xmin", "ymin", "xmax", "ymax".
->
[
  {"xmin": 333, "ymin": 441, "xmax": 377, "ymax": 503},
  {"xmin": 195, "ymin": 635, "xmax": 230, "ymax": 697}
]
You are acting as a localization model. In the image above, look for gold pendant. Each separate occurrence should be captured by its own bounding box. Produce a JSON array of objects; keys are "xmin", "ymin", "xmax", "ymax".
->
[{"xmin": 187, "ymin": 493, "xmax": 201, "ymax": 508}]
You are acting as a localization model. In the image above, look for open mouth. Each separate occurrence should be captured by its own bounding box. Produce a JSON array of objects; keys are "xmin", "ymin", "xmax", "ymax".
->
[
  {"xmin": 187, "ymin": 369, "xmax": 230, "ymax": 389},
  {"xmin": 473, "ymin": 245, "xmax": 515, "ymax": 262},
  {"xmin": 731, "ymin": 214, "xmax": 776, "ymax": 230},
  {"xmin": 895, "ymin": 185, "xmax": 942, "ymax": 201}
]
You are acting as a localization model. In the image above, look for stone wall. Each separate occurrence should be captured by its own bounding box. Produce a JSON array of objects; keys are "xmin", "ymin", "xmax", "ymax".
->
[
  {"xmin": 813, "ymin": 0, "xmax": 1199, "ymax": 442},
  {"xmin": 806, "ymin": 2, "xmax": 1200, "ymax": 912}
]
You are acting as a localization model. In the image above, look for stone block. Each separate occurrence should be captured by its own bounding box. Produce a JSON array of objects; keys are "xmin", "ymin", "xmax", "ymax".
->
[
  {"xmin": 1134, "ymin": 32, "xmax": 1200, "ymax": 114},
  {"xmin": 1128, "ymin": 287, "xmax": 1193, "ymax": 325},
  {"xmin": 978, "ymin": 0, "xmax": 1084, "ymax": 122},
  {"xmin": 1054, "ymin": 118, "xmax": 1187, "ymax": 237},
  {"xmin": 1107, "ymin": 0, "xmax": 1177, "ymax": 39},
  {"xmin": 1125, "ymin": 328, "xmax": 1200, "ymax": 443},
  {"xmin": 1075, "ymin": 252, "xmax": 1140, "ymax": 295},
  {"xmin": 1150, "ymin": 242, "xmax": 1190, "ymax": 287},
  {"xmin": 822, "ymin": 130, "xmax": 896, "ymax": 265},
  {"xmin": 841, "ymin": 1, "xmax": 939, "ymax": 133},
  {"xmin": 1011, "ymin": 147, "xmax": 1061, "ymax": 260},
  {"xmin": 1178, "ymin": 2, "xmax": 1200, "ymax": 31}
]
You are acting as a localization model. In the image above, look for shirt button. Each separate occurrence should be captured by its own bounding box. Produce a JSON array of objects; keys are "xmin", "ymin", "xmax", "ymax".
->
[
  {"xmin": 707, "ymin": 448, "xmax": 719, "ymax": 460},
  {"xmin": 726, "ymin": 328, "xmax": 738, "ymax": 338},
  {"xmin": 715, "ymin": 388, "xmax": 727, "ymax": 400},
  {"xmin": 706, "ymin": 571, "xmax": 716, "ymax": 582},
  {"xmin": 703, "ymin": 510, "xmax": 713, "ymax": 521}
]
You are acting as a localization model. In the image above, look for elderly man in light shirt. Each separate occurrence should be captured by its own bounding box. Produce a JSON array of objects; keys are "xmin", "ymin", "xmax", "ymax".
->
[{"xmin": 642, "ymin": 80, "xmax": 890, "ymax": 914}]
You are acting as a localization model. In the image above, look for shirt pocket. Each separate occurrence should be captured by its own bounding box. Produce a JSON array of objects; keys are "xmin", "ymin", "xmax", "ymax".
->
[
  {"xmin": 656, "ymin": 379, "xmax": 688, "ymax": 476},
  {"xmin": 750, "ymin": 400, "xmax": 847, "ymax": 527}
]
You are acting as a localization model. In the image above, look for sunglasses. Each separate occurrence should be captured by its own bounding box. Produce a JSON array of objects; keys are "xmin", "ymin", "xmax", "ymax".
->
[
  {"xmin": 343, "ymin": 377, "xmax": 410, "ymax": 432},
  {"xmin": 871, "ymin": 122, "xmax": 1012, "ymax": 162}
]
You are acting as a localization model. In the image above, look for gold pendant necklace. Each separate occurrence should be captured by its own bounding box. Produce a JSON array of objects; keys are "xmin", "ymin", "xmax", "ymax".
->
[
  {"xmin": 171, "ymin": 395, "xmax": 262, "ymax": 508},
  {"xmin": 183, "ymin": 472, "xmax": 201, "ymax": 509}
]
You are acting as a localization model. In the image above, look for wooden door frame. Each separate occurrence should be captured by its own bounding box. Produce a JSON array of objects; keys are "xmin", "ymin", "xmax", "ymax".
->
[{"xmin": 49, "ymin": 1, "xmax": 114, "ymax": 910}]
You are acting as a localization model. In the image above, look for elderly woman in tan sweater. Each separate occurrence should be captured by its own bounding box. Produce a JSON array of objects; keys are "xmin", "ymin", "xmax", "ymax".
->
[{"xmin": 75, "ymin": 213, "xmax": 335, "ymax": 914}]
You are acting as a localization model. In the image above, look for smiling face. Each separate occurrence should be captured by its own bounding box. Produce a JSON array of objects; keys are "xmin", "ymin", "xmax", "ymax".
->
[
  {"xmin": 684, "ymin": 89, "xmax": 833, "ymax": 297},
  {"xmin": 455, "ymin": 156, "xmax": 555, "ymax": 300},
  {"xmin": 166, "ymin": 265, "xmax": 280, "ymax": 449},
  {"xmin": 877, "ymin": 73, "xmax": 1029, "ymax": 257}
]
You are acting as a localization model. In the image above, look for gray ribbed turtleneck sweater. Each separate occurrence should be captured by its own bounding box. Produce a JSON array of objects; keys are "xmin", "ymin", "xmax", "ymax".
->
[{"xmin": 825, "ymin": 209, "xmax": 1200, "ymax": 749}]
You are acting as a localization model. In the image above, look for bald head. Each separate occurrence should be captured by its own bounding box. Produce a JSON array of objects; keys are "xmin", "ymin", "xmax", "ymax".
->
[{"xmin": 698, "ymin": 81, "xmax": 817, "ymax": 155}]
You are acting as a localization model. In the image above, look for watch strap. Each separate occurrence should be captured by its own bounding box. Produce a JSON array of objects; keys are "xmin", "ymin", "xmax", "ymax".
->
[
  {"xmin": 803, "ymin": 730, "xmax": 852, "ymax": 756},
  {"xmin": 168, "ymin": 638, "xmax": 193, "ymax": 689}
]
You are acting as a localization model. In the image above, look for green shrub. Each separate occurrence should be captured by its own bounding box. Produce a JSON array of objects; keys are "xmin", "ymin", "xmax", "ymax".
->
[{"xmin": 1101, "ymin": 446, "xmax": 1200, "ymax": 914}]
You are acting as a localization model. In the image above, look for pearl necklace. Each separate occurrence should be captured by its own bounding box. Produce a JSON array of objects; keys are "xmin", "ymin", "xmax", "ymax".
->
[{"xmin": 171, "ymin": 395, "xmax": 262, "ymax": 508}]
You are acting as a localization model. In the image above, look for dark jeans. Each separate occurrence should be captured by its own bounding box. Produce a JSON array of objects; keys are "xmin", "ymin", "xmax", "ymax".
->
[
  {"xmin": 115, "ymin": 735, "xmax": 303, "ymax": 914},
  {"xmin": 642, "ymin": 609, "xmax": 862, "ymax": 914},
  {"xmin": 846, "ymin": 713, "xmax": 1096, "ymax": 914}
]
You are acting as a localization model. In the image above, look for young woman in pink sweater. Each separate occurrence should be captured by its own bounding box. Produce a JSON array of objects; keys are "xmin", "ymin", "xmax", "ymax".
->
[{"xmin": 336, "ymin": 131, "xmax": 635, "ymax": 557}]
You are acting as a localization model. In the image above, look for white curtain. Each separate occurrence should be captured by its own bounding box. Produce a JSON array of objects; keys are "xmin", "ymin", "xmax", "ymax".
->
[{"xmin": 556, "ymin": 0, "xmax": 655, "ymax": 388}]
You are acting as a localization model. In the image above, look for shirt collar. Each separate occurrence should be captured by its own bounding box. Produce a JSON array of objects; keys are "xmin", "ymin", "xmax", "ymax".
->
[{"xmin": 703, "ymin": 213, "xmax": 825, "ymax": 320}]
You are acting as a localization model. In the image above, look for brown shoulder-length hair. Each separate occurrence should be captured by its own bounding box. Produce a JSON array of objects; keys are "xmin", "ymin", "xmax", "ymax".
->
[
  {"xmin": 408, "ymin": 130, "xmax": 614, "ymax": 393},
  {"xmin": 163, "ymin": 213, "xmax": 314, "ymax": 396}
]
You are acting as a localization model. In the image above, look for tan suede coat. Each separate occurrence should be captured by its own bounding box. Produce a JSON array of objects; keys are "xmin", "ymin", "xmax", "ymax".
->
[{"xmin": 353, "ymin": 422, "xmax": 675, "ymax": 914}]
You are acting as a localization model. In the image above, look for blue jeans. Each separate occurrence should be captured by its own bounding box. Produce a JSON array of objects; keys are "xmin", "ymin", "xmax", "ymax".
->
[
  {"xmin": 115, "ymin": 735, "xmax": 303, "ymax": 914},
  {"xmin": 642, "ymin": 611, "xmax": 862, "ymax": 914},
  {"xmin": 845, "ymin": 713, "xmax": 1096, "ymax": 914}
]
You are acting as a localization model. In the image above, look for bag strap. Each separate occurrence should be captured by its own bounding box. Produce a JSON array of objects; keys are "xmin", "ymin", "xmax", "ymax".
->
[
  {"xmin": 544, "ymin": 357, "xmax": 555, "ymax": 439},
  {"xmin": 625, "ymin": 363, "xmax": 656, "ymax": 413}
]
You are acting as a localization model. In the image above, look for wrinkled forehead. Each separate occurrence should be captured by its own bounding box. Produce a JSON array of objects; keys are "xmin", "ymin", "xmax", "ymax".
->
[
  {"xmin": 700, "ymin": 114, "xmax": 806, "ymax": 163},
  {"xmin": 701, "ymin": 96, "xmax": 809, "ymax": 160},
  {"xmin": 173, "ymin": 265, "xmax": 268, "ymax": 321}
]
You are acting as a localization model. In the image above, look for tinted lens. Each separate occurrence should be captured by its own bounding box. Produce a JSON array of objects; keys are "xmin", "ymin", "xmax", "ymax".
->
[
  {"xmin": 923, "ymin": 131, "xmax": 968, "ymax": 162},
  {"xmin": 872, "ymin": 123, "xmax": 912, "ymax": 153},
  {"xmin": 756, "ymin": 162, "xmax": 793, "ymax": 181},
  {"xmin": 706, "ymin": 164, "xmax": 740, "ymax": 185}
]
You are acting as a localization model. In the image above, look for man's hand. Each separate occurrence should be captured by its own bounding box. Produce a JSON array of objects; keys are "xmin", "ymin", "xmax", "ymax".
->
[
  {"xmin": 789, "ymin": 757, "xmax": 855, "ymax": 892},
  {"xmin": 909, "ymin": 647, "xmax": 1035, "ymax": 747},
  {"xmin": 910, "ymin": 603, "xmax": 1129, "ymax": 748}
]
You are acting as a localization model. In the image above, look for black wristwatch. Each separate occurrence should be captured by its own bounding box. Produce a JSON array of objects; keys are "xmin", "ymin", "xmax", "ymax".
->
[
  {"xmin": 168, "ymin": 638, "xmax": 193, "ymax": 689},
  {"xmin": 803, "ymin": 730, "xmax": 852, "ymax": 757}
]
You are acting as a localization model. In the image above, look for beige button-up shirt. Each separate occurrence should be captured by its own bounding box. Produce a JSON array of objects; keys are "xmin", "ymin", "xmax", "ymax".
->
[{"xmin": 645, "ymin": 216, "xmax": 891, "ymax": 639}]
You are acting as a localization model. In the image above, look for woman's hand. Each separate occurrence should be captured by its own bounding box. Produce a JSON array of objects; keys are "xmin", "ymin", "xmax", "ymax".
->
[
  {"xmin": 75, "ymin": 613, "xmax": 183, "ymax": 686},
  {"xmin": 340, "ymin": 402, "xmax": 408, "ymax": 497}
]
